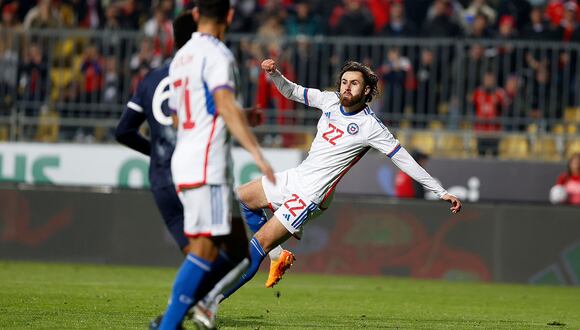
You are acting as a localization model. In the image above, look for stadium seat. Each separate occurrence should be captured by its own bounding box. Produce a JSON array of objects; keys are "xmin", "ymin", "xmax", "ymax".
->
[
  {"xmin": 409, "ymin": 131, "xmax": 436, "ymax": 155},
  {"xmin": 428, "ymin": 120, "xmax": 443, "ymax": 130},
  {"xmin": 552, "ymin": 123, "xmax": 565, "ymax": 135},
  {"xmin": 294, "ymin": 132, "xmax": 314, "ymax": 151},
  {"xmin": 566, "ymin": 139, "xmax": 580, "ymax": 158},
  {"xmin": 530, "ymin": 136, "xmax": 561, "ymax": 161},
  {"xmin": 498, "ymin": 135, "xmax": 529, "ymax": 160},
  {"xmin": 50, "ymin": 68, "xmax": 76, "ymax": 102},
  {"xmin": 395, "ymin": 129, "xmax": 408, "ymax": 147},
  {"xmin": 35, "ymin": 109, "xmax": 59, "ymax": 142},
  {"xmin": 564, "ymin": 107, "xmax": 580, "ymax": 123},
  {"xmin": 0, "ymin": 126, "xmax": 8, "ymax": 141},
  {"xmin": 437, "ymin": 133, "xmax": 464, "ymax": 158},
  {"xmin": 566, "ymin": 123, "xmax": 578, "ymax": 135}
]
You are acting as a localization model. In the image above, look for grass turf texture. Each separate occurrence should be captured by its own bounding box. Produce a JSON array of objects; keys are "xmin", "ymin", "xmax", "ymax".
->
[{"xmin": 1, "ymin": 261, "xmax": 579, "ymax": 329}]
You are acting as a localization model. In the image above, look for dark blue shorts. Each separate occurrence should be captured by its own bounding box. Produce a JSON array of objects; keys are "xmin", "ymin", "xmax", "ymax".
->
[{"xmin": 151, "ymin": 185, "xmax": 188, "ymax": 250}]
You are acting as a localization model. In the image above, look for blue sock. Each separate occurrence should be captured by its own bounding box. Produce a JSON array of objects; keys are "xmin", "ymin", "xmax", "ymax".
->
[
  {"xmin": 159, "ymin": 254, "xmax": 211, "ymax": 330},
  {"xmin": 223, "ymin": 237, "xmax": 266, "ymax": 299},
  {"xmin": 240, "ymin": 201, "xmax": 267, "ymax": 233},
  {"xmin": 193, "ymin": 251, "xmax": 235, "ymax": 302}
]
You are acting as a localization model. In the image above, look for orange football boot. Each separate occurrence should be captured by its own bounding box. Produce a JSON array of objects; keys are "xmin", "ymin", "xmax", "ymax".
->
[{"xmin": 265, "ymin": 250, "xmax": 296, "ymax": 288}]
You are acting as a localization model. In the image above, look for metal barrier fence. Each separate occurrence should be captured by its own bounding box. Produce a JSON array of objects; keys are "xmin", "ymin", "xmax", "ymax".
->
[{"xmin": 0, "ymin": 28, "xmax": 579, "ymax": 157}]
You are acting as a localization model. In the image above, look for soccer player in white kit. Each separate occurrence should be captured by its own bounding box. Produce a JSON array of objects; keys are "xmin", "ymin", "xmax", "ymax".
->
[
  {"xmin": 155, "ymin": 2, "xmax": 275, "ymax": 329},
  {"xmin": 193, "ymin": 59, "xmax": 462, "ymax": 325}
]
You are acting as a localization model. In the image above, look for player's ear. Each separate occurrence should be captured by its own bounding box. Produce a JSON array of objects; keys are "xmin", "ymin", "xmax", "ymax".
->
[
  {"xmin": 227, "ymin": 8, "xmax": 235, "ymax": 25},
  {"xmin": 192, "ymin": 7, "xmax": 200, "ymax": 22},
  {"xmin": 364, "ymin": 84, "xmax": 370, "ymax": 96}
]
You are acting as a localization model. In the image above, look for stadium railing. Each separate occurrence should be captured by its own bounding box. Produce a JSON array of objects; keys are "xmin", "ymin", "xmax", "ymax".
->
[{"xmin": 1, "ymin": 28, "xmax": 579, "ymax": 159}]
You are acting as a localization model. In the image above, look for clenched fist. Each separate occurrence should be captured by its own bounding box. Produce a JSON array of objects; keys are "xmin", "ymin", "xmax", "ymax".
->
[{"xmin": 261, "ymin": 59, "xmax": 277, "ymax": 74}]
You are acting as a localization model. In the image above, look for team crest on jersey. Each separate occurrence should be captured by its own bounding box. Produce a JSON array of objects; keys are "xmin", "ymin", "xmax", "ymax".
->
[{"xmin": 347, "ymin": 123, "xmax": 359, "ymax": 135}]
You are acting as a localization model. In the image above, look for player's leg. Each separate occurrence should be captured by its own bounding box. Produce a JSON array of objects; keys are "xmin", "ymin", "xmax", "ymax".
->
[
  {"xmin": 151, "ymin": 185, "xmax": 189, "ymax": 254},
  {"xmin": 221, "ymin": 192, "xmax": 316, "ymax": 299},
  {"xmin": 220, "ymin": 213, "xmax": 292, "ymax": 299},
  {"xmin": 238, "ymin": 176, "xmax": 295, "ymax": 287},
  {"xmin": 158, "ymin": 185, "xmax": 239, "ymax": 330}
]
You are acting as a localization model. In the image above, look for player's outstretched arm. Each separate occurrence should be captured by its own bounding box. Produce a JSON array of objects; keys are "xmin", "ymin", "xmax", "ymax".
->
[
  {"xmin": 390, "ymin": 147, "xmax": 462, "ymax": 214},
  {"xmin": 261, "ymin": 59, "xmax": 326, "ymax": 109},
  {"xmin": 213, "ymin": 88, "xmax": 275, "ymax": 183}
]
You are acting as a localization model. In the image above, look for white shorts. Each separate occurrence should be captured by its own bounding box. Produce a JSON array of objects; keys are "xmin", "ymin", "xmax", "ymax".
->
[
  {"xmin": 261, "ymin": 169, "xmax": 326, "ymax": 235},
  {"xmin": 178, "ymin": 184, "xmax": 231, "ymax": 238}
]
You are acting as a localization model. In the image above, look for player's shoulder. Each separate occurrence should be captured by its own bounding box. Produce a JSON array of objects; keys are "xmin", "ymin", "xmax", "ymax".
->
[{"xmin": 191, "ymin": 32, "xmax": 234, "ymax": 62}]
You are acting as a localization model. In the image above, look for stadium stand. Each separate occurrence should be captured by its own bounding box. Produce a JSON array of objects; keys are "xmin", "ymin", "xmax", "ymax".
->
[{"xmin": 0, "ymin": 0, "xmax": 578, "ymax": 160}]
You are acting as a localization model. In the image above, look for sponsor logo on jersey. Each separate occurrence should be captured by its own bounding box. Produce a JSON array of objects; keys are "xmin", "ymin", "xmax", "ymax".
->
[
  {"xmin": 347, "ymin": 123, "xmax": 359, "ymax": 135},
  {"xmin": 324, "ymin": 112, "xmax": 331, "ymax": 118}
]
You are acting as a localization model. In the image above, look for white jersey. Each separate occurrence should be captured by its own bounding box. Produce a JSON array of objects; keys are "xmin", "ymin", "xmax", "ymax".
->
[
  {"xmin": 269, "ymin": 71, "xmax": 448, "ymax": 205},
  {"xmin": 169, "ymin": 32, "xmax": 237, "ymax": 191}
]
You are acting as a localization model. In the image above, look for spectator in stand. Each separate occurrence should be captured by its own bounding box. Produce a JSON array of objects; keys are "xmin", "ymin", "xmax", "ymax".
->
[
  {"xmin": 103, "ymin": 4, "xmax": 121, "ymax": 30},
  {"xmin": 423, "ymin": 0, "xmax": 463, "ymax": 38},
  {"xmin": 143, "ymin": 6, "xmax": 174, "ymax": 58},
  {"xmin": 559, "ymin": 1, "xmax": 580, "ymax": 42},
  {"xmin": 367, "ymin": 0, "xmax": 391, "ymax": 33},
  {"xmin": 522, "ymin": 6, "xmax": 551, "ymax": 40},
  {"xmin": 23, "ymin": 0, "xmax": 62, "ymax": 29},
  {"xmin": 497, "ymin": 0, "xmax": 532, "ymax": 32},
  {"xmin": 472, "ymin": 72, "xmax": 506, "ymax": 131},
  {"xmin": 102, "ymin": 56, "xmax": 120, "ymax": 105},
  {"xmin": 256, "ymin": 0, "xmax": 289, "ymax": 28},
  {"xmin": 380, "ymin": 0, "xmax": 417, "ymax": 37},
  {"xmin": 332, "ymin": 0, "xmax": 375, "ymax": 36},
  {"xmin": 380, "ymin": 47, "xmax": 414, "ymax": 117},
  {"xmin": 414, "ymin": 48, "xmax": 440, "ymax": 118},
  {"xmin": 229, "ymin": 0, "xmax": 257, "ymax": 33},
  {"xmin": 545, "ymin": 0, "xmax": 567, "ymax": 28},
  {"xmin": 467, "ymin": 12, "xmax": 493, "ymax": 38},
  {"xmin": 496, "ymin": 15, "xmax": 518, "ymax": 82},
  {"xmin": 471, "ymin": 72, "xmax": 506, "ymax": 155},
  {"xmin": 395, "ymin": 150, "xmax": 429, "ymax": 199},
  {"xmin": 73, "ymin": 0, "xmax": 104, "ymax": 29},
  {"xmin": 463, "ymin": 0, "xmax": 497, "ymax": 28},
  {"xmin": 118, "ymin": 0, "xmax": 141, "ymax": 30},
  {"xmin": 18, "ymin": 42, "xmax": 47, "ymax": 107},
  {"xmin": 551, "ymin": 153, "xmax": 580, "ymax": 205},
  {"xmin": 80, "ymin": 45, "xmax": 103, "ymax": 103},
  {"xmin": 405, "ymin": 0, "xmax": 432, "ymax": 31},
  {"xmin": 1, "ymin": 2, "xmax": 21, "ymax": 28},
  {"xmin": 130, "ymin": 38, "xmax": 161, "ymax": 73},
  {"xmin": 503, "ymin": 74, "xmax": 524, "ymax": 131},
  {"xmin": 527, "ymin": 67, "xmax": 552, "ymax": 120},
  {"xmin": 285, "ymin": 0, "xmax": 322, "ymax": 37}
]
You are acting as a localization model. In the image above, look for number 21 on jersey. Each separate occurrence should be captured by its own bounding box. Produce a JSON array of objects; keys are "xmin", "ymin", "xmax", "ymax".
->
[{"xmin": 322, "ymin": 123, "xmax": 344, "ymax": 145}]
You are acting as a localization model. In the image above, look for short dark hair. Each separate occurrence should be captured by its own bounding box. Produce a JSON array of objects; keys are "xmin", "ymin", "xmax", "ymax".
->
[
  {"xmin": 336, "ymin": 61, "xmax": 379, "ymax": 103},
  {"xmin": 173, "ymin": 10, "xmax": 197, "ymax": 50},
  {"xmin": 196, "ymin": 0, "xmax": 230, "ymax": 23}
]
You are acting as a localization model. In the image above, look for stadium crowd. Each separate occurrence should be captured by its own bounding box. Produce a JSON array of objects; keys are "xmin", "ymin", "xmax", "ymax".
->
[{"xmin": 0, "ymin": 0, "xmax": 580, "ymax": 154}]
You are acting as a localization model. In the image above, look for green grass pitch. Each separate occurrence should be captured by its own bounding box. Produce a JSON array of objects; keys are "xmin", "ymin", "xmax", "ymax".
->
[{"xmin": 1, "ymin": 261, "xmax": 579, "ymax": 329}]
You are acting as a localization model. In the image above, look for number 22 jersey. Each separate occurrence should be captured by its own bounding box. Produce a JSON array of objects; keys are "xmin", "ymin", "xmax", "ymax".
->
[{"xmin": 269, "ymin": 71, "xmax": 448, "ymax": 205}]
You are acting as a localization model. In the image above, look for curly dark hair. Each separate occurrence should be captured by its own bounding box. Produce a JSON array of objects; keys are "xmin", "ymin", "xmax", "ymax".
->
[{"xmin": 336, "ymin": 61, "xmax": 379, "ymax": 103}]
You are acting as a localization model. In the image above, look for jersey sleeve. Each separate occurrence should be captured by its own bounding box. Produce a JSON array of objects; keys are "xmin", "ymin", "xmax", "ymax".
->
[
  {"xmin": 127, "ymin": 78, "xmax": 146, "ymax": 113},
  {"xmin": 204, "ymin": 54, "xmax": 236, "ymax": 94},
  {"xmin": 367, "ymin": 119, "xmax": 447, "ymax": 198},
  {"xmin": 269, "ymin": 70, "xmax": 335, "ymax": 110},
  {"xmin": 366, "ymin": 117, "xmax": 401, "ymax": 157}
]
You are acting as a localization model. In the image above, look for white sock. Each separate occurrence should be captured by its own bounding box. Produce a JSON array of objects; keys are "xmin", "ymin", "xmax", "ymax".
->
[
  {"xmin": 203, "ymin": 258, "xmax": 250, "ymax": 305},
  {"xmin": 268, "ymin": 245, "xmax": 283, "ymax": 261}
]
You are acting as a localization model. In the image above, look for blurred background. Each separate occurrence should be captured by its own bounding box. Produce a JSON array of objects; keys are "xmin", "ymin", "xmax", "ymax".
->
[{"xmin": 0, "ymin": 0, "xmax": 579, "ymax": 286}]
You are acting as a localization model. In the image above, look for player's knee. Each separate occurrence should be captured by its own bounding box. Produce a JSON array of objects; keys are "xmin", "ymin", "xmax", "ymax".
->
[{"xmin": 236, "ymin": 179, "xmax": 266, "ymax": 209}]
